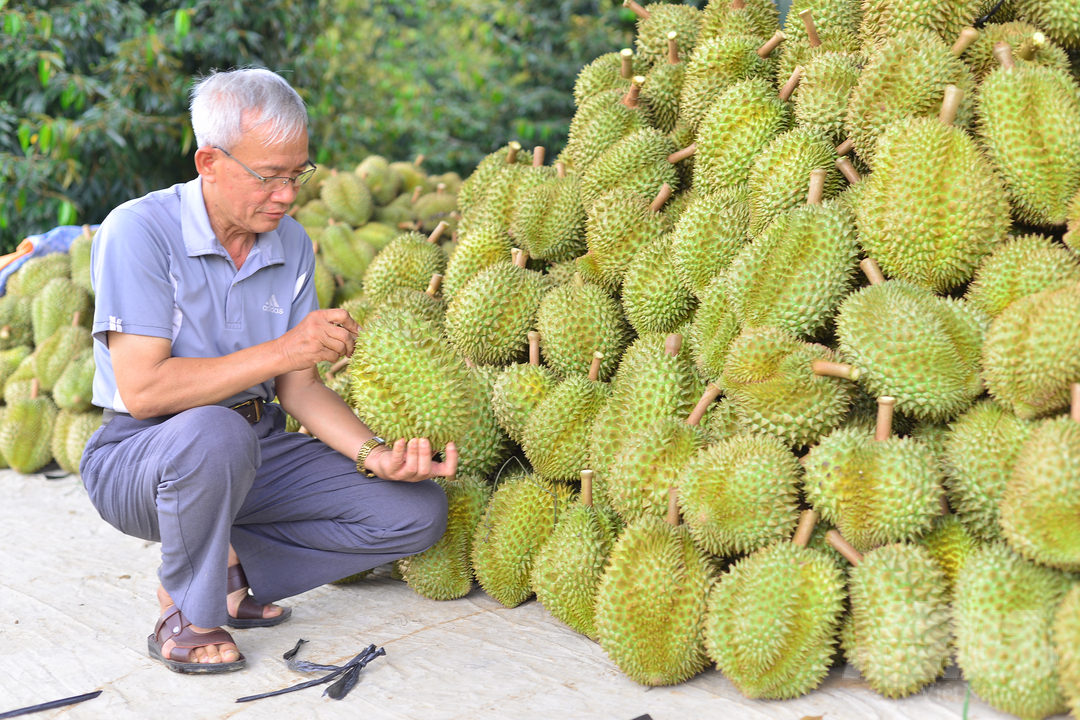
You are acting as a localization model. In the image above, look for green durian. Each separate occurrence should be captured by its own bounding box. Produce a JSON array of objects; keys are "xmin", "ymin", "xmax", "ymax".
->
[
  {"xmin": 572, "ymin": 50, "xmax": 641, "ymax": 108},
  {"xmin": 633, "ymin": 2, "xmax": 702, "ymax": 67},
  {"xmin": 794, "ymin": 51, "xmax": 863, "ymax": 143},
  {"xmin": 0, "ymin": 379, "xmax": 57, "ymax": 474},
  {"xmin": 0, "ymin": 345, "xmax": 32, "ymax": 389},
  {"xmin": 457, "ymin": 144, "xmax": 532, "ymax": 218},
  {"xmin": 699, "ymin": 0, "xmax": 779, "ymax": 40},
  {"xmin": 441, "ymin": 220, "xmax": 512, "ymax": 302},
  {"xmin": 313, "ymin": 257, "xmax": 335, "ymax": 310},
  {"xmin": 293, "ymin": 165, "xmax": 331, "ymax": 207},
  {"xmin": 509, "ymin": 167, "xmax": 586, "ymax": 263},
  {"xmin": 376, "ymin": 277, "xmax": 447, "ymax": 333},
  {"xmin": 361, "ymin": 229, "xmax": 447, "ymax": 306},
  {"xmin": 490, "ymin": 335, "xmax": 558, "ymax": 445},
  {"xmin": 0, "ymin": 294, "xmax": 32, "ymax": 351},
  {"xmin": 922, "ymin": 512, "xmax": 981, "ymax": 599},
  {"xmin": 581, "ymin": 185, "xmax": 669, "ymax": 291},
  {"xmin": 579, "ymin": 128, "xmax": 680, "ymax": 211},
  {"xmin": 669, "ymin": 187, "xmax": 749, "ymax": 295},
  {"xmin": 33, "ymin": 319, "xmax": 91, "ymax": 393},
  {"xmin": 857, "ymin": 0, "xmax": 984, "ymax": 48},
  {"xmin": 640, "ymin": 34, "xmax": 686, "ymax": 134},
  {"xmin": 295, "ymin": 198, "xmax": 333, "ymax": 229},
  {"xmin": 963, "ymin": 22, "xmax": 1071, "ymax": 79},
  {"xmin": 53, "ymin": 347, "xmax": 94, "ymax": 412},
  {"xmin": 621, "ymin": 235, "xmax": 696, "ymax": 335},
  {"xmin": 454, "ymin": 364, "xmax": 514, "ymax": 478},
  {"xmin": 355, "ymin": 155, "xmax": 400, "ymax": 206},
  {"xmin": 69, "ymin": 226, "xmax": 94, "ymax": 298},
  {"xmin": 966, "ymin": 234, "xmax": 1080, "ymax": 318},
  {"xmin": 535, "ymin": 275, "xmax": 631, "ymax": 381},
  {"xmin": 389, "ymin": 158, "xmax": 428, "ymax": 193},
  {"xmin": 51, "ymin": 408, "xmax": 76, "ymax": 475},
  {"xmin": 60, "ymin": 408, "xmax": 100, "ymax": 475},
  {"xmin": 1014, "ymin": 0, "xmax": 1080, "ymax": 50},
  {"xmin": 355, "ymin": 222, "xmax": 400, "ymax": 251},
  {"xmin": 6, "ymin": 253, "xmax": 69, "ymax": 298},
  {"xmin": 413, "ymin": 186, "xmax": 459, "ymax": 234},
  {"xmin": 31, "ymin": 278, "xmax": 91, "ymax": 347},
  {"xmin": 747, "ymin": 129, "xmax": 844, "ymax": 234},
  {"xmin": 563, "ymin": 86, "xmax": 651, "ymax": 171},
  {"xmin": 688, "ymin": 275, "xmax": 741, "ymax": 380},
  {"xmin": 319, "ymin": 221, "xmax": 376, "ymax": 282},
  {"xmin": 321, "ymin": 169, "xmax": 373, "ymax": 227},
  {"xmin": 4, "ymin": 350, "xmax": 37, "ymax": 404},
  {"xmin": 1054, "ymin": 584, "xmax": 1080, "ymax": 717}
]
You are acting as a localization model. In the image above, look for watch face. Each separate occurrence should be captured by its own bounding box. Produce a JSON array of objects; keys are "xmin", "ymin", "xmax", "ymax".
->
[{"xmin": 373, "ymin": 437, "xmax": 385, "ymax": 444}]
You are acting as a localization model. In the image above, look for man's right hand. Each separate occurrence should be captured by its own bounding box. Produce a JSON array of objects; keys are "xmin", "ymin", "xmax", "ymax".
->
[{"xmin": 278, "ymin": 309, "xmax": 359, "ymax": 372}]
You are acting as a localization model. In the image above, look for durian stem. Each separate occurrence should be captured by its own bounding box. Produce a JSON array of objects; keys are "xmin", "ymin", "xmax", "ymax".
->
[
  {"xmin": 731, "ymin": 0, "xmax": 745, "ymax": 8},
  {"xmin": 667, "ymin": 32, "xmax": 680, "ymax": 64},
  {"xmin": 667, "ymin": 144, "xmax": 697, "ymax": 164},
  {"xmin": 506, "ymin": 142, "xmax": 522, "ymax": 164},
  {"xmin": 411, "ymin": 186, "xmax": 423, "ymax": 203},
  {"xmin": 533, "ymin": 146, "xmax": 546, "ymax": 167},
  {"xmin": 427, "ymin": 221, "xmax": 449, "ymax": 244},
  {"xmin": 71, "ymin": 311, "xmax": 81, "ymax": 327},
  {"xmin": 1030, "ymin": 32, "xmax": 1047, "ymax": 56},
  {"xmin": 951, "ymin": 26, "xmax": 980, "ymax": 57},
  {"xmin": 686, "ymin": 383, "xmax": 722, "ymax": 426},
  {"xmin": 757, "ymin": 31, "xmax": 786, "ymax": 59},
  {"xmin": 860, "ymin": 257, "xmax": 886, "ymax": 285},
  {"xmin": 335, "ymin": 274, "xmax": 346, "ymax": 288},
  {"xmin": 0, "ymin": 326, "xmax": 9, "ymax": 340},
  {"xmin": 799, "ymin": 10, "xmax": 822, "ymax": 48},
  {"xmin": 806, "ymin": 168, "xmax": 826, "ymax": 205},
  {"xmin": 328, "ymin": 356, "xmax": 350, "ymax": 376},
  {"xmin": 621, "ymin": 78, "xmax": 644, "ymax": 108},
  {"xmin": 528, "ymin": 331, "xmax": 541, "ymax": 366},
  {"xmin": 425, "ymin": 273, "xmax": 443, "ymax": 297},
  {"xmin": 779, "ymin": 66, "xmax": 804, "ymax": 102},
  {"xmin": 664, "ymin": 333, "xmax": 683, "ymax": 357},
  {"xmin": 875, "ymin": 396, "xmax": 897, "ymax": 441},
  {"xmin": 588, "ymin": 351, "xmax": 604, "ymax": 382},
  {"xmin": 414, "ymin": 153, "xmax": 425, "ymax": 167},
  {"xmin": 792, "ymin": 509, "xmax": 818, "ymax": 547},
  {"xmin": 940, "ymin": 492, "xmax": 952, "ymax": 515},
  {"xmin": 556, "ymin": 162, "xmax": 567, "ymax": 179},
  {"xmin": 666, "ymin": 487, "xmax": 680, "ymax": 527},
  {"xmin": 512, "ymin": 247, "xmax": 530, "ymax": 268},
  {"xmin": 580, "ymin": 470, "xmax": 594, "ymax": 507},
  {"xmin": 620, "ymin": 48, "xmax": 635, "ymax": 79},
  {"xmin": 825, "ymin": 529, "xmax": 863, "ymax": 565},
  {"xmin": 81, "ymin": 224, "xmax": 92, "ymax": 240},
  {"xmin": 993, "ymin": 41, "xmax": 1016, "ymax": 69},
  {"xmin": 939, "ymin": 85, "xmax": 964, "ymax": 126},
  {"xmin": 835, "ymin": 138, "xmax": 854, "ymax": 157},
  {"xmin": 836, "ymin": 157, "xmax": 862, "ymax": 184},
  {"xmin": 650, "ymin": 183, "xmax": 674, "ymax": 212},
  {"xmin": 398, "ymin": 221, "xmax": 418, "ymax": 231},
  {"xmin": 811, "ymin": 359, "xmax": 860, "ymax": 381},
  {"xmin": 436, "ymin": 182, "xmax": 447, "ymax": 195},
  {"xmin": 623, "ymin": 0, "xmax": 650, "ymax": 20},
  {"xmin": 1071, "ymin": 383, "xmax": 1080, "ymax": 422},
  {"xmin": 30, "ymin": 378, "xmax": 40, "ymax": 400}
]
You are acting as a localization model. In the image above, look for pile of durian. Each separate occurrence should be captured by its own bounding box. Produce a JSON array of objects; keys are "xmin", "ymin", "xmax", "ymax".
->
[{"xmin": 319, "ymin": 1, "xmax": 1080, "ymax": 717}]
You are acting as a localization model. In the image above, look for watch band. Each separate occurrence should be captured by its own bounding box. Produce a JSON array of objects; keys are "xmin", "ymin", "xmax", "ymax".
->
[{"xmin": 356, "ymin": 436, "xmax": 386, "ymax": 478}]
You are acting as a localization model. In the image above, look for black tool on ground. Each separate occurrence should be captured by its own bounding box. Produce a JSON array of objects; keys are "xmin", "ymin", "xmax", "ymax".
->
[
  {"xmin": 0, "ymin": 690, "xmax": 102, "ymax": 719},
  {"xmin": 235, "ymin": 639, "xmax": 386, "ymax": 703}
]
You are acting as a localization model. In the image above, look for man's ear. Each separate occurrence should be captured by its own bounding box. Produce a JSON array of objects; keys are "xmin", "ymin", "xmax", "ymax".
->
[{"xmin": 194, "ymin": 146, "xmax": 218, "ymax": 183}]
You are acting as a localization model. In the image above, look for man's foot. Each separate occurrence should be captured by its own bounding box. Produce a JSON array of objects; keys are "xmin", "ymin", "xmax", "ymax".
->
[
  {"xmin": 225, "ymin": 552, "xmax": 292, "ymax": 628},
  {"xmin": 151, "ymin": 587, "xmax": 244, "ymax": 673}
]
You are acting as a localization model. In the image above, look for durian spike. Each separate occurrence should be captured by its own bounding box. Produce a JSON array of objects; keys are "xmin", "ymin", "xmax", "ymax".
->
[
  {"xmin": 1071, "ymin": 383, "xmax": 1080, "ymax": 422},
  {"xmin": 875, "ymin": 396, "xmax": 897, "ymax": 441},
  {"xmin": 806, "ymin": 168, "xmax": 827, "ymax": 205},
  {"xmin": 686, "ymin": 383, "xmax": 722, "ymax": 426},
  {"xmin": 667, "ymin": 144, "xmax": 697, "ymax": 164},
  {"xmin": 650, "ymin": 183, "xmax": 674, "ymax": 212},
  {"xmin": 836, "ymin": 156, "xmax": 862, "ymax": 184},
  {"xmin": 757, "ymin": 31, "xmax": 786, "ymax": 59},
  {"xmin": 835, "ymin": 138, "xmax": 854, "ymax": 156},
  {"xmin": 993, "ymin": 41, "xmax": 1016, "ymax": 70},
  {"xmin": 328, "ymin": 356, "xmax": 350, "ymax": 376},
  {"xmin": 620, "ymin": 48, "xmax": 635, "ymax": 79},
  {"xmin": 624, "ymin": 0, "xmax": 650, "ymax": 20},
  {"xmin": 938, "ymin": 85, "xmax": 964, "ymax": 126},
  {"xmin": 71, "ymin": 311, "xmax": 82, "ymax": 327},
  {"xmin": 528, "ymin": 331, "xmax": 541, "ymax": 366},
  {"xmin": 588, "ymin": 351, "xmax": 604, "ymax": 382},
  {"xmin": 30, "ymin": 378, "xmax": 39, "ymax": 400},
  {"xmin": 666, "ymin": 487, "xmax": 681, "ymax": 527},
  {"xmin": 732, "ymin": 0, "xmax": 745, "ymax": 8},
  {"xmin": 792, "ymin": 509, "xmax": 818, "ymax": 547},
  {"xmin": 951, "ymin": 26, "xmax": 980, "ymax": 57},
  {"xmin": 506, "ymin": 141, "xmax": 522, "ymax": 164},
  {"xmin": 533, "ymin": 146, "xmax": 546, "ymax": 167},
  {"xmin": 664, "ymin": 333, "xmax": 683, "ymax": 357},
  {"xmin": 436, "ymin": 182, "xmax": 447, "ymax": 195},
  {"xmin": 411, "ymin": 186, "xmax": 423, "ymax": 203},
  {"xmin": 512, "ymin": 247, "xmax": 530, "ymax": 268},
  {"xmin": 555, "ymin": 161, "xmax": 567, "ymax": 179},
  {"xmin": 580, "ymin": 470, "xmax": 594, "ymax": 508},
  {"xmin": 825, "ymin": 529, "xmax": 863, "ymax": 565},
  {"xmin": 667, "ymin": 31, "xmax": 680, "ymax": 64},
  {"xmin": 860, "ymin": 257, "xmax": 886, "ymax": 285},
  {"xmin": 414, "ymin": 153, "xmax": 425, "ymax": 166},
  {"xmin": 425, "ymin": 273, "xmax": 443, "ymax": 297},
  {"xmin": 81, "ymin": 224, "xmax": 92, "ymax": 240},
  {"xmin": 779, "ymin": 66, "xmax": 804, "ymax": 102},
  {"xmin": 811, "ymin": 359, "xmax": 861, "ymax": 381},
  {"xmin": 799, "ymin": 10, "xmax": 822, "ymax": 48},
  {"xmin": 621, "ymin": 77, "xmax": 645, "ymax": 108},
  {"xmin": 1016, "ymin": 36, "xmax": 1037, "ymax": 61},
  {"xmin": 427, "ymin": 221, "xmax": 449, "ymax": 244}
]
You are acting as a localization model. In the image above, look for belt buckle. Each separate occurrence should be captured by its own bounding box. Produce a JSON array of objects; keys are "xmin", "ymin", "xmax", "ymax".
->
[{"xmin": 231, "ymin": 398, "xmax": 262, "ymax": 423}]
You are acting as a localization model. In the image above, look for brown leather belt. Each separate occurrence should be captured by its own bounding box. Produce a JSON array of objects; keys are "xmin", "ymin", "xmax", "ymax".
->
[{"xmin": 230, "ymin": 397, "xmax": 264, "ymax": 423}]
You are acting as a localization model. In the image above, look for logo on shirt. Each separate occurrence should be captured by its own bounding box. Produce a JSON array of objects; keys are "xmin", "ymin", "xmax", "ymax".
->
[
  {"xmin": 262, "ymin": 294, "xmax": 284, "ymax": 315},
  {"xmin": 109, "ymin": 316, "xmax": 123, "ymax": 332}
]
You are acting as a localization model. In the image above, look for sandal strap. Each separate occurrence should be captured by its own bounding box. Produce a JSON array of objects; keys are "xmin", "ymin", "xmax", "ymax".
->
[
  {"xmin": 226, "ymin": 564, "xmax": 249, "ymax": 595},
  {"xmin": 154, "ymin": 606, "xmax": 237, "ymax": 663},
  {"xmin": 226, "ymin": 564, "xmax": 273, "ymax": 620}
]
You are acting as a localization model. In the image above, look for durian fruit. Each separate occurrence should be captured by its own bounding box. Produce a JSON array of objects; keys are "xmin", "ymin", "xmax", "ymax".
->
[
  {"xmin": 579, "ymin": 128, "xmax": 680, "ymax": 211},
  {"xmin": 347, "ymin": 306, "xmax": 473, "ymax": 449},
  {"xmin": 692, "ymin": 78, "xmax": 793, "ymax": 195},
  {"xmin": 535, "ymin": 274, "xmax": 631, "ymax": 381},
  {"xmin": 321, "ymin": 169, "xmax": 373, "ymax": 227},
  {"xmin": 953, "ymin": 542, "xmax": 1074, "ymax": 720},
  {"xmin": 962, "ymin": 23, "xmax": 1070, "ymax": 79},
  {"xmin": 53, "ymin": 347, "xmax": 94, "ymax": 412},
  {"xmin": 580, "ymin": 184, "xmax": 671, "ymax": 291},
  {"xmin": 593, "ymin": 491, "xmax": 712, "ymax": 686},
  {"xmin": 1067, "ymin": 189, "xmax": 1080, "ymax": 251},
  {"xmin": 313, "ymin": 257, "xmax": 335, "ymax": 309},
  {"xmin": 773, "ymin": 9, "xmax": 861, "ymax": 86},
  {"xmin": 355, "ymin": 155, "xmax": 401, "ymax": 206},
  {"xmin": 621, "ymin": 234, "xmax": 696, "ymax": 335},
  {"xmin": 982, "ymin": 282, "xmax": 1080, "ymax": 420},
  {"xmin": 0, "ymin": 345, "xmax": 32, "ymax": 389},
  {"xmin": 794, "ymin": 50, "xmax": 862, "ymax": 143},
  {"xmin": 856, "ymin": 86, "xmax": 1012, "ymax": 293},
  {"xmin": 445, "ymin": 249, "xmax": 546, "ymax": 366},
  {"xmin": 52, "ymin": 408, "xmax": 99, "ymax": 475},
  {"xmin": 531, "ymin": 469, "xmax": 622, "ymax": 640},
  {"xmin": 922, "ymin": 511, "xmax": 981, "ymax": 600},
  {"xmin": 296, "ymin": 198, "xmax": 333, "ymax": 229},
  {"xmin": 747, "ymin": 128, "xmax": 844, "ymax": 234},
  {"xmin": 319, "ymin": 220, "xmax": 376, "ymax": 282},
  {"xmin": 627, "ymin": 0, "xmax": 702, "ymax": 67},
  {"xmin": 491, "ymin": 332, "xmax": 558, "ymax": 445},
  {"xmin": 457, "ymin": 143, "xmax": 531, "ymax": 219},
  {"xmin": 965, "ymin": 233, "xmax": 1080, "ymax": 318},
  {"xmin": 640, "ymin": 32, "xmax": 686, "ymax": 134},
  {"xmin": 999, "ymin": 389, "xmax": 1080, "ymax": 571},
  {"xmin": 688, "ymin": 275, "xmax": 741, "ymax": 380},
  {"xmin": 453, "ymin": 363, "xmax": 514, "ymax": 478},
  {"xmin": 34, "ymin": 312, "xmax": 92, "ymax": 393},
  {"xmin": 704, "ymin": 510, "xmax": 846, "ymax": 700},
  {"xmin": 836, "ymin": 260, "xmax": 987, "ymax": 422},
  {"xmin": 804, "ymin": 397, "xmax": 943, "ymax": 552},
  {"xmin": 699, "ymin": 0, "xmax": 779, "ymax": 41},
  {"xmin": 523, "ymin": 352, "xmax": 611, "ymax": 483},
  {"xmin": 573, "ymin": 49, "xmax": 641, "ymax": 107},
  {"xmin": 844, "ymin": 29, "xmax": 976, "ymax": 168},
  {"xmin": 399, "ymin": 474, "xmax": 491, "ymax": 601},
  {"xmin": 680, "ymin": 429, "xmax": 802, "ymax": 556},
  {"xmin": 293, "ymin": 164, "xmax": 331, "ymax": 207},
  {"xmin": 372, "ymin": 191, "xmax": 418, "ymax": 228},
  {"xmin": 0, "ymin": 294, "xmax": 32, "ymax": 351},
  {"xmin": 942, "ymin": 400, "xmax": 1032, "ymax": 543},
  {"xmin": 1054, "ymin": 583, "xmax": 1080, "ymax": 717},
  {"xmin": 459, "ymin": 144, "xmax": 546, "ymax": 236},
  {"xmin": 785, "ymin": 1, "xmax": 862, "ymax": 46},
  {"xmin": 441, "ymin": 220, "xmax": 512, "ymax": 302},
  {"xmin": 725, "ymin": 173, "xmax": 859, "ymax": 338},
  {"xmin": 1013, "ymin": 0, "xmax": 1080, "ymax": 51},
  {"xmin": 5, "ymin": 252, "xmax": 69, "ymax": 298},
  {"xmin": 355, "ymin": 221, "xmax": 399, "ymax": 251},
  {"xmin": 669, "ymin": 187, "xmax": 750, "ymax": 295},
  {"xmin": 31, "ymin": 277, "xmax": 91, "ymax": 347},
  {"xmin": 376, "ymin": 274, "xmax": 447, "ymax": 333},
  {"xmin": 826, "ymin": 531, "xmax": 952, "ymax": 699},
  {"xmin": 0, "ymin": 378, "xmax": 57, "ymax": 474},
  {"xmin": 389, "ymin": 155, "xmax": 428, "ymax": 194},
  {"xmin": 51, "ymin": 408, "xmax": 77, "ymax": 475},
  {"xmin": 413, "ymin": 183, "xmax": 459, "ymax": 234},
  {"xmin": 361, "ymin": 223, "xmax": 449, "ymax": 306},
  {"xmin": 719, "ymin": 326, "xmax": 858, "ymax": 448},
  {"xmin": 4, "ymin": 350, "xmax": 37, "ymax": 404},
  {"xmin": 857, "ymin": 0, "xmax": 983, "ymax": 48},
  {"xmin": 68, "ymin": 225, "xmax": 94, "ymax": 298},
  {"xmin": 471, "ymin": 473, "xmax": 577, "ymax": 608},
  {"xmin": 977, "ymin": 42, "xmax": 1080, "ymax": 226},
  {"xmin": 563, "ymin": 80, "xmax": 651, "ymax": 171},
  {"xmin": 509, "ymin": 162, "xmax": 586, "ymax": 263}
]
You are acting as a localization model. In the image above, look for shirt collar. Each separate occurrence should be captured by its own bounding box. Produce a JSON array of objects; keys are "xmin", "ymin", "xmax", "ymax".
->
[{"xmin": 179, "ymin": 177, "xmax": 286, "ymax": 266}]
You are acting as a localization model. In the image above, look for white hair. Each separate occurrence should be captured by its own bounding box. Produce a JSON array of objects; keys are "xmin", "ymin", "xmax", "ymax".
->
[{"xmin": 189, "ymin": 68, "xmax": 307, "ymax": 150}]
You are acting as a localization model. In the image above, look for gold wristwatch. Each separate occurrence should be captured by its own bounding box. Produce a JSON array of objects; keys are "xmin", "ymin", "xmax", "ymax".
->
[{"xmin": 356, "ymin": 436, "xmax": 386, "ymax": 478}]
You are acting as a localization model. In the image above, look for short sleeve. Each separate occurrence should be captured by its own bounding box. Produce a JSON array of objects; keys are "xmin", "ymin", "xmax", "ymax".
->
[
  {"xmin": 91, "ymin": 207, "xmax": 177, "ymax": 346},
  {"xmin": 286, "ymin": 225, "xmax": 319, "ymax": 331}
]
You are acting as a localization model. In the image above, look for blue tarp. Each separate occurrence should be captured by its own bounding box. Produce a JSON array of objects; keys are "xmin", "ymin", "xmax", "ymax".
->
[{"xmin": 0, "ymin": 224, "xmax": 99, "ymax": 297}]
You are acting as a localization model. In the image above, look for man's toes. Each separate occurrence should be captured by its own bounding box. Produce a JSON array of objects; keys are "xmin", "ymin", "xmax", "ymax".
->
[
  {"xmin": 220, "ymin": 645, "xmax": 240, "ymax": 662},
  {"xmin": 265, "ymin": 604, "xmax": 283, "ymax": 618}
]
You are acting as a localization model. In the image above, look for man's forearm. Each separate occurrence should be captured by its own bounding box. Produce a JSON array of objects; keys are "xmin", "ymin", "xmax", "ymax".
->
[{"xmin": 278, "ymin": 376, "xmax": 374, "ymax": 462}]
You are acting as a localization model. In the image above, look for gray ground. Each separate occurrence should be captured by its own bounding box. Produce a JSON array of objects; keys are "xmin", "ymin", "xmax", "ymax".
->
[{"xmin": 0, "ymin": 470, "xmax": 1051, "ymax": 720}]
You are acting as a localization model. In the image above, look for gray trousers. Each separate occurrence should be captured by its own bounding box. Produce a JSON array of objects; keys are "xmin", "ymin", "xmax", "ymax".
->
[{"xmin": 79, "ymin": 402, "xmax": 448, "ymax": 629}]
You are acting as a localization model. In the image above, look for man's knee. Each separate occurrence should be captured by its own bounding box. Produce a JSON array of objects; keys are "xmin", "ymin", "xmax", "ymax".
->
[
  {"xmin": 395, "ymin": 480, "xmax": 449, "ymax": 554},
  {"xmin": 168, "ymin": 405, "xmax": 260, "ymax": 483}
]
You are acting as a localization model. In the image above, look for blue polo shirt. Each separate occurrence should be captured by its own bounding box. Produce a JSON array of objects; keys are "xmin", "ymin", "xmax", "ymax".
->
[{"xmin": 90, "ymin": 177, "xmax": 318, "ymax": 413}]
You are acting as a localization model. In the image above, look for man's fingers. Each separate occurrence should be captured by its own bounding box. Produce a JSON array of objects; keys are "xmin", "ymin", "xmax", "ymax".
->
[
  {"xmin": 390, "ymin": 438, "xmax": 407, "ymax": 471},
  {"xmin": 415, "ymin": 438, "xmax": 432, "ymax": 477},
  {"xmin": 439, "ymin": 442, "xmax": 459, "ymax": 478}
]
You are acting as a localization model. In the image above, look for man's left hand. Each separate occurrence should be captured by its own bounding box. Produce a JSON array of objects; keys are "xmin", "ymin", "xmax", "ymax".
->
[{"xmin": 366, "ymin": 439, "xmax": 459, "ymax": 483}]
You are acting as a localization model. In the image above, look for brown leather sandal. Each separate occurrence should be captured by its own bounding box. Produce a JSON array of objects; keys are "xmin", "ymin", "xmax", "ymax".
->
[
  {"xmin": 147, "ymin": 605, "xmax": 246, "ymax": 674},
  {"xmin": 225, "ymin": 564, "xmax": 292, "ymax": 629}
]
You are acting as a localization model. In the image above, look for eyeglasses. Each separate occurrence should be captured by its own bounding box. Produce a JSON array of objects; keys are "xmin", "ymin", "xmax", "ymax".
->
[{"xmin": 214, "ymin": 146, "xmax": 317, "ymax": 189}]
